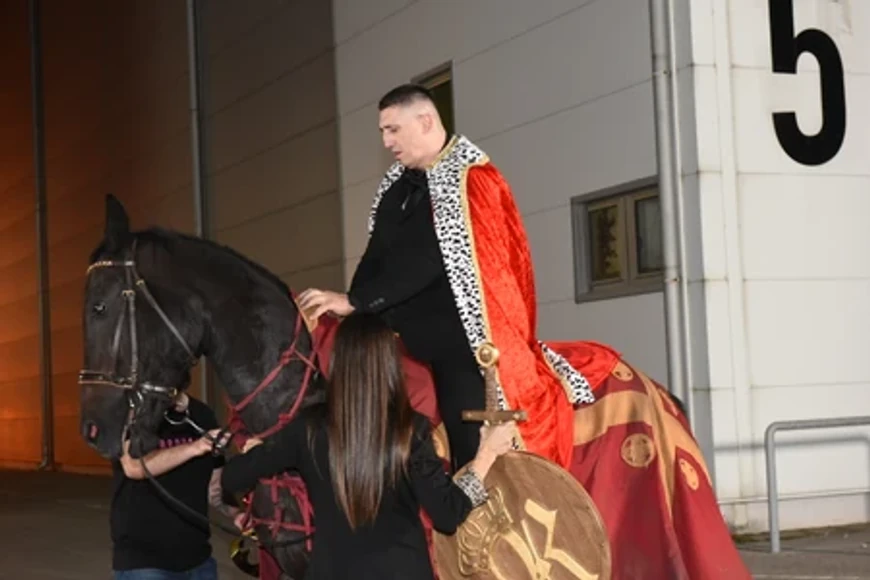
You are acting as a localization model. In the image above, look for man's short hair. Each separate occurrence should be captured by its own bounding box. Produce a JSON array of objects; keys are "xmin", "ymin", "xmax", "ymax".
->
[{"xmin": 378, "ymin": 83, "xmax": 435, "ymax": 111}]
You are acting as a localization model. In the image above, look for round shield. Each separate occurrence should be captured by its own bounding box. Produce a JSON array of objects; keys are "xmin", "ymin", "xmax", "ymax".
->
[{"xmin": 433, "ymin": 451, "xmax": 611, "ymax": 580}]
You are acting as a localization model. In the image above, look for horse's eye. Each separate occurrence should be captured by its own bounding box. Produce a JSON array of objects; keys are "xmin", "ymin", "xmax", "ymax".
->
[{"xmin": 93, "ymin": 302, "xmax": 107, "ymax": 316}]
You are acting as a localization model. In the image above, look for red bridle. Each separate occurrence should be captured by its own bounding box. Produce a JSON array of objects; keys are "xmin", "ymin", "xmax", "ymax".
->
[
  {"xmin": 229, "ymin": 310, "xmax": 319, "ymax": 439},
  {"xmin": 85, "ymin": 245, "xmax": 321, "ymax": 562},
  {"xmin": 228, "ymin": 306, "xmax": 322, "ymax": 554}
]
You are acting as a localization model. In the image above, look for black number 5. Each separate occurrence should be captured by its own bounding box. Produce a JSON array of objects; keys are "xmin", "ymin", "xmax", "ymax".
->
[{"xmin": 769, "ymin": 0, "xmax": 846, "ymax": 166}]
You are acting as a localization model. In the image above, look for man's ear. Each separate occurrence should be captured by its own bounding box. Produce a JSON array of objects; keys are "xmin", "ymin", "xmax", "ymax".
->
[{"xmin": 419, "ymin": 111, "xmax": 434, "ymax": 133}]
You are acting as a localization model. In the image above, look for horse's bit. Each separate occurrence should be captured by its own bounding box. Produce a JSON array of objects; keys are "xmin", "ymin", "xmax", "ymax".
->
[
  {"xmin": 79, "ymin": 238, "xmax": 314, "ymax": 568},
  {"xmin": 78, "ymin": 239, "xmax": 198, "ymax": 413}
]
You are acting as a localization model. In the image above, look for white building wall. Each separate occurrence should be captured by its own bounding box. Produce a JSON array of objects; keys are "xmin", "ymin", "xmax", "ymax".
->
[
  {"xmin": 333, "ymin": 0, "xmax": 669, "ymax": 384},
  {"xmin": 688, "ymin": 0, "xmax": 870, "ymax": 532},
  {"xmin": 201, "ymin": 0, "xmax": 343, "ymax": 294},
  {"xmin": 335, "ymin": 0, "xmax": 870, "ymax": 535}
]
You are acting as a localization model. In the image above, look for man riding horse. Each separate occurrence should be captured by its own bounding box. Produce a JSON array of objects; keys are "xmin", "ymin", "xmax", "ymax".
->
[
  {"xmin": 78, "ymin": 83, "xmax": 752, "ymax": 579},
  {"xmin": 297, "ymin": 83, "xmax": 751, "ymax": 579},
  {"xmin": 299, "ymin": 83, "xmax": 595, "ymax": 473}
]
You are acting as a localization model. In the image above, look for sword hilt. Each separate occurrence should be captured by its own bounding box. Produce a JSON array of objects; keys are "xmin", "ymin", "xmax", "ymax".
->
[{"xmin": 461, "ymin": 342, "xmax": 528, "ymax": 425}]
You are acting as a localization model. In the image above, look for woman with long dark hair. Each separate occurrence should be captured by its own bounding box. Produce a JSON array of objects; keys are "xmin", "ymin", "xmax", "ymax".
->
[{"xmin": 220, "ymin": 313, "xmax": 514, "ymax": 579}]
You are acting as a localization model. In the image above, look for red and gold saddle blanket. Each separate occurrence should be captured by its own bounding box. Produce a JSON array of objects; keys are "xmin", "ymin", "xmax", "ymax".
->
[{"xmin": 248, "ymin": 313, "xmax": 751, "ymax": 580}]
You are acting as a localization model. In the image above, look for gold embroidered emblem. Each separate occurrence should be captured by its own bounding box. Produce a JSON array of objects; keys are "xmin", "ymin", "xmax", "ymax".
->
[
  {"xmin": 611, "ymin": 362, "xmax": 634, "ymax": 382},
  {"xmin": 620, "ymin": 433, "xmax": 655, "ymax": 468},
  {"xmin": 573, "ymin": 365, "xmax": 712, "ymax": 516},
  {"xmin": 679, "ymin": 458, "xmax": 699, "ymax": 491}
]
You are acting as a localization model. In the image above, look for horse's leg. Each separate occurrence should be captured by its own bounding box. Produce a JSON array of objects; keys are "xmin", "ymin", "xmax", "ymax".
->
[{"xmin": 250, "ymin": 479, "xmax": 311, "ymax": 580}]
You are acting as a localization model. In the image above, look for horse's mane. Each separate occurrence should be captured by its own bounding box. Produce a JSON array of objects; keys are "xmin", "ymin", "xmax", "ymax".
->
[{"xmin": 89, "ymin": 226, "xmax": 294, "ymax": 298}]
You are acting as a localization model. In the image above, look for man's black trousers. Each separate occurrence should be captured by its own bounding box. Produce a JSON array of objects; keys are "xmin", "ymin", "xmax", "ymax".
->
[{"xmin": 429, "ymin": 348, "xmax": 487, "ymax": 473}]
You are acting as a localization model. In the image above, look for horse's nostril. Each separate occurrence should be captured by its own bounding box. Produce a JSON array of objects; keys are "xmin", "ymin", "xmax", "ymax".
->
[{"xmin": 84, "ymin": 421, "xmax": 99, "ymax": 443}]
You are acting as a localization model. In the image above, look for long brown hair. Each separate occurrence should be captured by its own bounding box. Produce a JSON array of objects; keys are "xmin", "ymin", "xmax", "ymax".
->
[{"xmin": 326, "ymin": 313, "xmax": 414, "ymax": 529}]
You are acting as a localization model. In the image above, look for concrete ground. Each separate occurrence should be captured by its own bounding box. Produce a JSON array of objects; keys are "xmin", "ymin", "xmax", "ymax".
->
[
  {"xmin": 738, "ymin": 527, "xmax": 870, "ymax": 580},
  {"xmin": 0, "ymin": 469, "xmax": 250, "ymax": 580},
  {"xmin": 2, "ymin": 470, "xmax": 869, "ymax": 579}
]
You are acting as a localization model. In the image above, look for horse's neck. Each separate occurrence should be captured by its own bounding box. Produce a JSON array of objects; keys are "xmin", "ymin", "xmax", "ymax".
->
[{"xmin": 199, "ymin": 276, "xmax": 312, "ymax": 435}]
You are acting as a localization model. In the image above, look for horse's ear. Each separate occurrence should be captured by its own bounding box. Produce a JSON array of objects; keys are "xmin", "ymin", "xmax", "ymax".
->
[{"xmin": 104, "ymin": 194, "xmax": 131, "ymax": 252}]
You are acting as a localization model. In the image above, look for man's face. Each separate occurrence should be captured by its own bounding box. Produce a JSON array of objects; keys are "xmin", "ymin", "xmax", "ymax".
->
[{"xmin": 379, "ymin": 105, "xmax": 426, "ymax": 168}]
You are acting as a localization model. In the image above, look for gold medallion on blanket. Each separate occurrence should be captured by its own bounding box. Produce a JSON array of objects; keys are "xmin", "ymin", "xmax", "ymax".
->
[{"xmin": 432, "ymin": 451, "xmax": 611, "ymax": 580}]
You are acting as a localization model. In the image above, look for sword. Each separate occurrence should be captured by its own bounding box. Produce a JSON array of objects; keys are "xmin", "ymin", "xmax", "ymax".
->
[{"xmin": 462, "ymin": 342, "xmax": 527, "ymax": 425}]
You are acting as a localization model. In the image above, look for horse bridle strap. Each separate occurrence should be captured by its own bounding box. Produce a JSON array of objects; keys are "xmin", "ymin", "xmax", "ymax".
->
[
  {"xmin": 79, "ymin": 240, "xmax": 197, "ymax": 403},
  {"xmin": 81, "ymin": 239, "xmax": 319, "ymax": 568}
]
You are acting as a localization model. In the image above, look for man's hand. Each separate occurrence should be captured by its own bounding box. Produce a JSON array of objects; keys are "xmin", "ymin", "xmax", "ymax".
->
[
  {"xmin": 192, "ymin": 429, "xmax": 232, "ymax": 456},
  {"xmin": 233, "ymin": 511, "xmax": 250, "ymax": 531},
  {"xmin": 120, "ymin": 429, "xmax": 229, "ymax": 480},
  {"xmin": 298, "ymin": 288, "xmax": 355, "ymax": 320},
  {"xmin": 242, "ymin": 438, "xmax": 263, "ymax": 454}
]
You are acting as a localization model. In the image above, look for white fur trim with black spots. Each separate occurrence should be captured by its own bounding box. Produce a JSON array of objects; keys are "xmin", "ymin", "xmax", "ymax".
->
[{"xmin": 367, "ymin": 136, "xmax": 594, "ymax": 407}]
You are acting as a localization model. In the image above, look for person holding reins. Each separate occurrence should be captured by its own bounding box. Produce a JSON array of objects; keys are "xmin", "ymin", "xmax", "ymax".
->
[{"xmin": 221, "ymin": 313, "xmax": 513, "ymax": 579}]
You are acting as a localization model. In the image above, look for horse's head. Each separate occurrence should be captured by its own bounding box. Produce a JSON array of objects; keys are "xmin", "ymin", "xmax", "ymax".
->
[{"xmin": 80, "ymin": 195, "xmax": 204, "ymax": 460}]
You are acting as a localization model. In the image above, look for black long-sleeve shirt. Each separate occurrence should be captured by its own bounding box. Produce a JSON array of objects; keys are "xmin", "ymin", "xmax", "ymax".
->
[
  {"xmin": 221, "ymin": 408, "xmax": 472, "ymax": 579},
  {"xmin": 348, "ymin": 169, "xmax": 468, "ymax": 362}
]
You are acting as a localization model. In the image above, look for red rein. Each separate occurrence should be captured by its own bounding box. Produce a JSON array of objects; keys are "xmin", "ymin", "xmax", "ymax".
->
[{"xmin": 227, "ymin": 310, "xmax": 319, "ymax": 552}]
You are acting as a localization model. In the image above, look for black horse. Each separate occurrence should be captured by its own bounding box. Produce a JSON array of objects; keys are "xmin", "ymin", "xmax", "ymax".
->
[{"xmin": 79, "ymin": 194, "xmax": 324, "ymax": 578}]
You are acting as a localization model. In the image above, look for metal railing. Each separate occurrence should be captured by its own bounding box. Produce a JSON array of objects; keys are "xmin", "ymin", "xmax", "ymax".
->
[{"xmin": 764, "ymin": 416, "xmax": 870, "ymax": 553}]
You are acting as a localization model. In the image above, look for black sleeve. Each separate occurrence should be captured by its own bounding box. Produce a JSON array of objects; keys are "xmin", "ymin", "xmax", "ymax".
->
[
  {"xmin": 348, "ymin": 206, "xmax": 444, "ymax": 314},
  {"xmin": 408, "ymin": 415, "xmax": 473, "ymax": 535},
  {"xmin": 220, "ymin": 421, "xmax": 302, "ymax": 494},
  {"xmin": 349, "ymin": 235, "xmax": 378, "ymax": 295}
]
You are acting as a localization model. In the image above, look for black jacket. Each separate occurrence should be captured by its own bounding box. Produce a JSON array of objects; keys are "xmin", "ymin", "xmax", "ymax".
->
[
  {"xmin": 348, "ymin": 169, "xmax": 468, "ymax": 362},
  {"xmin": 221, "ymin": 409, "xmax": 473, "ymax": 580}
]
